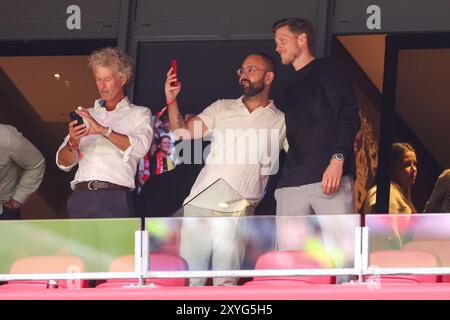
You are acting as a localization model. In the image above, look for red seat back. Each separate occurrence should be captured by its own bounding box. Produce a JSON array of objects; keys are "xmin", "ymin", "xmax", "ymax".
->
[
  {"xmin": 402, "ymin": 240, "xmax": 450, "ymax": 282},
  {"xmin": 244, "ymin": 250, "xmax": 335, "ymax": 286},
  {"xmin": 1, "ymin": 255, "xmax": 87, "ymax": 289},
  {"xmin": 366, "ymin": 250, "xmax": 441, "ymax": 283},
  {"xmin": 96, "ymin": 252, "xmax": 188, "ymax": 288}
]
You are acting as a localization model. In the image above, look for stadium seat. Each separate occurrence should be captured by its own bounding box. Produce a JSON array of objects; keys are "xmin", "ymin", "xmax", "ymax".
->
[
  {"xmin": 244, "ymin": 250, "xmax": 335, "ymax": 286},
  {"xmin": 0, "ymin": 255, "xmax": 87, "ymax": 289},
  {"xmin": 96, "ymin": 252, "xmax": 188, "ymax": 288},
  {"xmin": 402, "ymin": 240, "xmax": 450, "ymax": 282},
  {"xmin": 367, "ymin": 250, "xmax": 441, "ymax": 283}
]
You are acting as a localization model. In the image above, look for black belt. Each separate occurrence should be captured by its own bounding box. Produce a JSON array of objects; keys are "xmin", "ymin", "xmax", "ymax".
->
[{"xmin": 75, "ymin": 181, "xmax": 130, "ymax": 191}]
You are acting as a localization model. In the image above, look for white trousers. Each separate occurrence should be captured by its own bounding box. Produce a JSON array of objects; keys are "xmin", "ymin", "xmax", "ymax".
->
[{"xmin": 179, "ymin": 205, "xmax": 252, "ymax": 286}]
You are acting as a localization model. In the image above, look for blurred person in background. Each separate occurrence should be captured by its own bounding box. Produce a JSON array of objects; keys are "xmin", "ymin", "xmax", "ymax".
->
[
  {"xmin": 364, "ymin": 142, "xmax": 418, "ymax": 214},
  {"xmin": 149, "ymin": 135, "xmax": 174, "ymax": 176},
  {"xmin": 0, "ymin": 124, "xmax": 45, "ymax": 220},
  {"xmin": 363, "ymin": 142, "xmax": 418, "ymax": 249},
  {"xmin": 424, "ymin": 169, "xmax": 450, "ymax": 213}
]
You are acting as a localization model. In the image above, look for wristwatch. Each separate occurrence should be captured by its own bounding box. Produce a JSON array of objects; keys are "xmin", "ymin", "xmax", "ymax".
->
[
  {"xmin": 332, "ymin": 153, "xmax": 345, "ymax": 161},
  {"xmin": 103, "ymin": 127, "xmax": 113, "ymax": 138}
]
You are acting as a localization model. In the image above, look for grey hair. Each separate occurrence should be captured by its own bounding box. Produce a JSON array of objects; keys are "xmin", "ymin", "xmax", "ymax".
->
[{"xmin": 88, "ymin": 47, "xmax": 134, "ymax": 86}]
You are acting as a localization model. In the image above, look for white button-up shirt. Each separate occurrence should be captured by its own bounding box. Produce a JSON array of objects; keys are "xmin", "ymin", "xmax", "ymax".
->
[
  {"xmin": 184, "ymin": 97, "xmax": 286, "ymax": 206},
  {"xmin": 56, "ymin": 97, "xmax": 153, "ymax": 190}
]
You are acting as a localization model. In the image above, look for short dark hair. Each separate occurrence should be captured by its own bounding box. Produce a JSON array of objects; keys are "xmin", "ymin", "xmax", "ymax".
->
[
  {"xmin": 247, "ymin": 52, "xmax": 276, "ymax": 73},
  {"xmin": 158, "ymin": 135, "xmax": 171, "ymax": 145},
  {"xmin": 272, "ymin": 17, "xmax": 316, "ymax": 48}
]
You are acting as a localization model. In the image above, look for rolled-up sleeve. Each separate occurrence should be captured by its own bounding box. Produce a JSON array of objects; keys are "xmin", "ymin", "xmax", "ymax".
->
[
  {"xmin": 121, "ymin": 107, "xmax": 153, "ymax": 161},
  {"xmin": 55, "ymin": 135, "xmax": 79, "ymax": 171}
]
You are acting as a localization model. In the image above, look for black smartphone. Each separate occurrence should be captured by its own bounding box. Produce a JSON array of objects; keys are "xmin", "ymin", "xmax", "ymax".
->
[{"xmin": 69, "ymin": 111, "xmax": 84, "ymax": 126}]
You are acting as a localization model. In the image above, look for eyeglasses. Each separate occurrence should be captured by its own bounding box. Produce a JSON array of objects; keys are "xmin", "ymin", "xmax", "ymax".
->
[{"xmin": 236, "ymin": 66, "xmax": 269, "ymax": 77}]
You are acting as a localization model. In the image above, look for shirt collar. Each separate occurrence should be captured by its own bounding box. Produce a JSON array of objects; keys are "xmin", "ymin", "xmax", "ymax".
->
[
  {"xmin": 94, "ymin": 97, "xmax": 131, "ymax": 111},
  {"xmin": 235, "ymin": 96, "xmax": 276, "ymax": 114}
]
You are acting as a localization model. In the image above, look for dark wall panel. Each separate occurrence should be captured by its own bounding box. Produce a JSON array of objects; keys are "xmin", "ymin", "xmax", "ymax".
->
[
  {"xmin": 133, "ymin": 0, "xmax": 319, "ymax": 39},
  {"xmin": 333, "ymin": 0, "xmax": 450, "ymax": 33},
  {"xmin": 0, "ymin": 0, "xmax": 121, "ymax": 40}
]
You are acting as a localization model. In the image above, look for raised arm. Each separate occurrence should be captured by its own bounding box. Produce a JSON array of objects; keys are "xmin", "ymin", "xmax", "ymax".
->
[{"xmin": 164, "ymin": 67, "xmax": 208, "ymax": 140}]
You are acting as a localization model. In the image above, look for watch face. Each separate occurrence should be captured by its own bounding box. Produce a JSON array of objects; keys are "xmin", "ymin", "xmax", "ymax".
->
[{"xmin": 334, "ymin": 153, "xmax": 345, "ymax": 161}]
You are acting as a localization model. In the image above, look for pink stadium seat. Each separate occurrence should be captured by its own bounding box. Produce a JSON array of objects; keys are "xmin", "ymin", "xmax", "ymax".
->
[
  {"xmin": 244, "ymin": 250, "xmax": 335, "ymax": 286},
  {"xmin": 402, "ymin": 240, "xmax": 450, "ymax": 282},
  {"xmin": 157, "ymin": 225, "xmax": 182, "ymax": 256},
  {"xmin": 367, "ymin": 250, "xmax": 441, "ymax": 283},
  {"xmin": 96, "ymin": 252, "xmax": 188, "ymax": 288},
  {"xmin": 0, "ymin": 255, "xmax": 88, "ymax": 289}
]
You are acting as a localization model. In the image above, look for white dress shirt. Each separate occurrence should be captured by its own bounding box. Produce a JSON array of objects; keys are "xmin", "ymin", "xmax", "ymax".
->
[
  {"xmin": 56, "ymin": 97, "xmax": 153, "ymax": 190},
  {"xmin": 184, "ymin": 97, "xmax": 286, "ymax": 207}
]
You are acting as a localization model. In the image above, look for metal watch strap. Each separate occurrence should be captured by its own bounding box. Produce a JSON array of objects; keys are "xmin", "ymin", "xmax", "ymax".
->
[{"xmin": 104, "ymin": 127, "xmax": 112, "ymax": 138}]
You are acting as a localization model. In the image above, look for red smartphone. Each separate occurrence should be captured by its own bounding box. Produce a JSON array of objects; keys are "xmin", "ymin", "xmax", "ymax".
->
[{"xmin": 170, "ymin": 59, "xmax": 178, "ymax": 87}]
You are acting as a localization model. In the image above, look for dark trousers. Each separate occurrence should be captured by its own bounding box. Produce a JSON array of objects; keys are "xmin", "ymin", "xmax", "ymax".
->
[
  {"xmin": 67, "ymin": 189, "xmax": 134, "ymax": 219},
  {"xmin": 0, "ymin": 206, "xmax": 21, "ymax": 220}
]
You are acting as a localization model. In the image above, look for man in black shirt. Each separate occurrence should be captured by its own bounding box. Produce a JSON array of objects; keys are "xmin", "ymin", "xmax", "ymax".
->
[{"xmin": 272, "ymin": 18, "xmax": 360, "ymax": 262}]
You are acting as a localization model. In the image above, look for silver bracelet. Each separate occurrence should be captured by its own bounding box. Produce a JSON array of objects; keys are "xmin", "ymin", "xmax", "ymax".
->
[{"xmin": 103, "ymin": 127, "xmax": 113, "ymax": 138}]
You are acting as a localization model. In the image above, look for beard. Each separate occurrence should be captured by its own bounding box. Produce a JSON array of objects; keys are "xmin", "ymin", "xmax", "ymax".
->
[
  {"xmin": 240, "ymin": 79, "xmax": 265, "ymax": 98},
  {"xmin": 280, "ymin": 47, "xmax": 302, "ymax": 65}
]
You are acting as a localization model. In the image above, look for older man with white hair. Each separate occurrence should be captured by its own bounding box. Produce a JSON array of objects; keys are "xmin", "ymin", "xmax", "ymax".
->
[{"xmin": 56, "ymin": 47, "xmax": 153, "ymax": 218}]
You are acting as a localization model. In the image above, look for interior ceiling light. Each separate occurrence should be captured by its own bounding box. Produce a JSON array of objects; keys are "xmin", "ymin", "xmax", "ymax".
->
[{"xmin": 54, "ymin": 73, "xmax": 61, "ymax": 79}]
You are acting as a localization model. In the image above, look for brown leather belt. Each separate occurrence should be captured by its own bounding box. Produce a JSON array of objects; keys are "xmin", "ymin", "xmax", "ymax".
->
[{"xmin": 75, "ymin": 181, "xmax": 130, "ymax": 191}]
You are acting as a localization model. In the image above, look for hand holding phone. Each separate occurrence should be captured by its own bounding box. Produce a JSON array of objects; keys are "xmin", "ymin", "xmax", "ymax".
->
[
  {"xmin": 69, "ymin": 111, "xmax": 84, "ymax": 126},
  {"xmin": 170, "ymin": 59, "xmax": 178, "ymax": 87},
  {"xmin": 164, "ymin": 59, "xmax": 180, "ymax": 115}
]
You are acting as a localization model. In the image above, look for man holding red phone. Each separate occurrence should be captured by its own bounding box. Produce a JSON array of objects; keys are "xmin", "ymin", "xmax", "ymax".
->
[
  {"xmin": 164, "ymin": 53, "xmax": 287, "ymax": 286},
  {"xmin": 56, "ymin": 47, "xmax": 153, "ymax": 219},
  {"xmin": 170, "ymin": 59, "xmax": 178, "ymax": 87}
]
